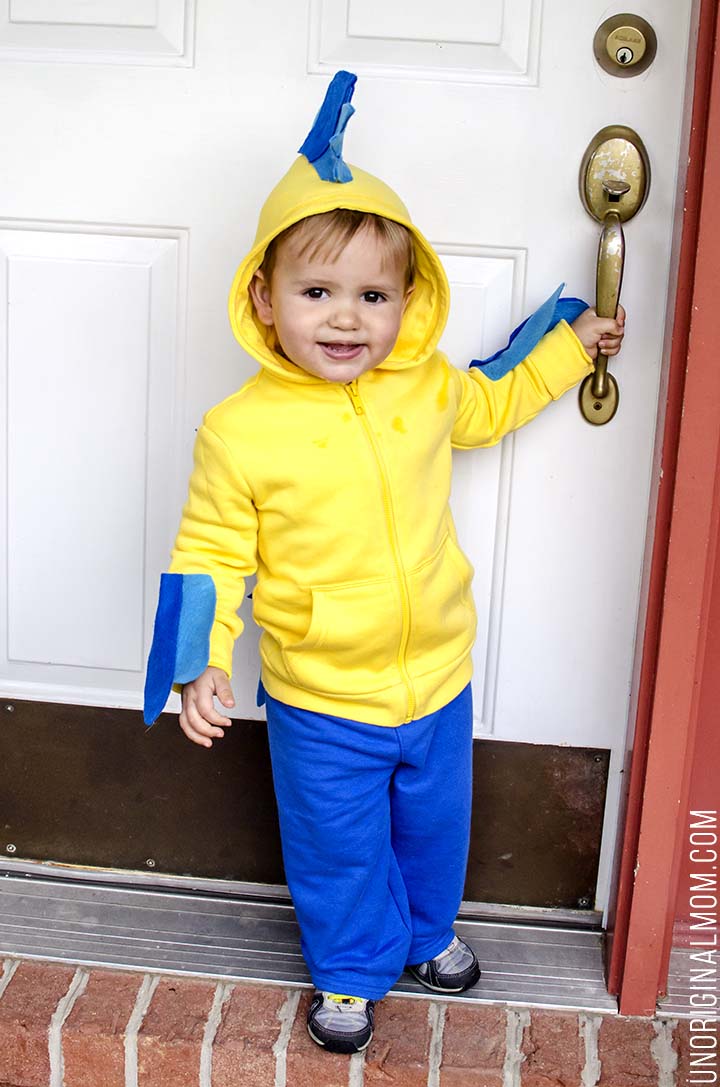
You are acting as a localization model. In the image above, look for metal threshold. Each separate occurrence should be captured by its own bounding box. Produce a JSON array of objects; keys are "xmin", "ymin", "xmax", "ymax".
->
[
  {"xmin": 0, "ymin": 873, "xmax": 615, "ymax": 1013},
  {"xmin": 662, "ymin": 945, "xmax": 716, "ymax": 1017}
]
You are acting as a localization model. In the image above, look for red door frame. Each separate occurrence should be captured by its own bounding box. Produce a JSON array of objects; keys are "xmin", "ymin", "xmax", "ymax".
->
[{"xmin": 607, "ymin": 0, "xmax": 720, "ymax": 1016}]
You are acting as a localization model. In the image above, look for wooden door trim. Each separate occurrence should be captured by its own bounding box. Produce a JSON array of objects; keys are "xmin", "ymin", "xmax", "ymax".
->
[{"xmin": 608, "ymin": 0, "xmax": 720, "ymax": 1016}]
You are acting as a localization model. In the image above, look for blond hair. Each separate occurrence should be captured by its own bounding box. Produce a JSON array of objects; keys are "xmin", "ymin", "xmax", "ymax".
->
[{"xmin": 260, "ymin": 209, "xmax": 416, "ymax": 289}]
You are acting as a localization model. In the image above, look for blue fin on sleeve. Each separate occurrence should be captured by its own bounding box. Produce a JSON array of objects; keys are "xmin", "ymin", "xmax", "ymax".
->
[
  {"xmin": 470, "ymin": 284, "xmax": 589, "ymax": 381},
  {"xmin": 143, "ymin": 572, "xmax": 216, "ymax": 726},
  {"xmin": 298, "ymin": 70, "xmax": 357, "ymax": 183}
]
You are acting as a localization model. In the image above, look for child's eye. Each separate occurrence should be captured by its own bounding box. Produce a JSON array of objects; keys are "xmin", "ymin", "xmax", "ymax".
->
[
  {"xmin": 304, "ymin": 287, "xmax": 328, "ymax": 300},
  {"xmin": 363, "ymin": 291, "xmax": 386, "ymax": 304}
]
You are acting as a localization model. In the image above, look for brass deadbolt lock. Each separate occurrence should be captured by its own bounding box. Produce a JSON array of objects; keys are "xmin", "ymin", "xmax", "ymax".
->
[{"xmin": 593, "ymin": 14, "xmax": 657, "ymax": 77}]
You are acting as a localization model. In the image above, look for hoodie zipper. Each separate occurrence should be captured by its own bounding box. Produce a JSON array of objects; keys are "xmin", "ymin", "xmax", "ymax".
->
[{"xmin": 344, "ymin": 379, "xmax": 416, "ymax": 722}]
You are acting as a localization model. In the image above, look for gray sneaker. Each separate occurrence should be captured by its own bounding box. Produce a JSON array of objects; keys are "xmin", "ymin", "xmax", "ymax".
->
[
  {"xmin": 307, "ymin": 991, "xmax": 375, "ymax": 1053},
  {"xmin": 408, "ymin": 935, "xmax": 481, "ymax": 993}
]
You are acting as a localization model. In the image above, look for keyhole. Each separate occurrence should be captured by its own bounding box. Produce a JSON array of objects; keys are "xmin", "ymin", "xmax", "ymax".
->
[{"xmin": 616, "ymin": 47, "xmax": 634, "ymax": 65}]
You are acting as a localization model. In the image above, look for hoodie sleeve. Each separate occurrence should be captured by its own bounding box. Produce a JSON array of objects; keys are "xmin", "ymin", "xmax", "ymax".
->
[
  {"xmin": 450, "ymin": 320, "xmax": 593, "ymax": 449},
  {"xmin": 168, "ymin": 423, "xmax": 258, "ymax": 677}
]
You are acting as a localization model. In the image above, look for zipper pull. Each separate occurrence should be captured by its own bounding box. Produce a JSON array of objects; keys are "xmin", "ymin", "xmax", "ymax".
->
[{"xmin": 345, "ymin": 380, "xmax": 364, "ymax": 415}]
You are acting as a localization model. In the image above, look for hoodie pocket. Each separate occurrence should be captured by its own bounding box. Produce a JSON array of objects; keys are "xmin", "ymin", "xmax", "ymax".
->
[
  {"xmin": 405, "ymin": 534, "xmax": 476, "ymax": 672},
  {"xmin": 282, "ymin": 577, "xmax": 403, "ymax": 696}
]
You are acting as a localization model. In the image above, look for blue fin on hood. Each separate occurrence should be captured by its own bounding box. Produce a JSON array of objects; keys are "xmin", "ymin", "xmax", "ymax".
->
[
  {"xmin": 470, "ymin": 285, "xmax": 589, "ymax": 380},
  {"xmin": 143, "ymin": 572, "xmax": 216, "ymax": 726},
  {"xmin": 299, "ymin": 70, "xmax": 357, "ymax": 183}
]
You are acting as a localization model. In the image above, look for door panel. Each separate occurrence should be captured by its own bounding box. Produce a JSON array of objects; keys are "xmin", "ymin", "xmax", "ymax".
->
[
  {"xmin": 0, "ymin": 227, "xmax": 185, "ymax": 706},
  {"xmin": 310, "ymin": 0, "xmax": 540, "ymax": 84},
  {"xmin": 0, "ymin": 0, "xmax": 194, "ymax": 65},
  {"xmin": 0, "ymin": 0, "xmax": 695, "ymax": 914}
]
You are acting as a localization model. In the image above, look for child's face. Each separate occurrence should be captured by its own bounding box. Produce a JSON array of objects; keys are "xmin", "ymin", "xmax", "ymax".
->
[{"xmin": 250, "ymin": 227, "xmax": 413, "ymax": 383}]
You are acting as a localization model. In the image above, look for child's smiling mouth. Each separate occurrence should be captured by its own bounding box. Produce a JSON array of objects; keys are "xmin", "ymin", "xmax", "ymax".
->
[{"xmin": 319, "ymin": 342, "xmax": 365, "ymax": 360}]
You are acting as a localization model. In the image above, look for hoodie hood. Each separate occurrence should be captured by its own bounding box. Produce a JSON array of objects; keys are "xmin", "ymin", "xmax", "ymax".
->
[{"xmin": 228, "ymin": 77, "xmax": 450, "ymax": 382}]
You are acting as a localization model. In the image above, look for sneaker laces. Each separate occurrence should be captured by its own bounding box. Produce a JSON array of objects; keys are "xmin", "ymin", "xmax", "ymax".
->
[{"xmin": 314, "ymin": 992, "xmax": 370, "ymax": 1029}]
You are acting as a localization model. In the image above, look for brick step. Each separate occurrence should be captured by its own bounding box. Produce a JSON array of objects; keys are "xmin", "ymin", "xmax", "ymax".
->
[{"xmin": 0, "ymin": 957, "xmax": 692, "ymax": 1086}]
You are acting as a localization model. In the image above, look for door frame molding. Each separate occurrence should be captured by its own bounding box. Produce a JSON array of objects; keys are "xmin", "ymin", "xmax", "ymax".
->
[{"xmin": 608, "ymin": 0, "xmax": 720, "ymax": 1016}]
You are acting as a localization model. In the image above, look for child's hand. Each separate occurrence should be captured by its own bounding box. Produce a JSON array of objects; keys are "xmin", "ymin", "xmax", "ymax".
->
[
  {"xmin": 179, "ymin": 666, "xmax": 235, "ymax": 748},
  {"xmin": 571, "ymin": 305, "xmax": 626, "ymax": 361}
]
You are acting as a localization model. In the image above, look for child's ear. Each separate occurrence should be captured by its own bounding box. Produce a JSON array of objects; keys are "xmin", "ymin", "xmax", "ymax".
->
[
  {"xmin": 249, "ymin": 270, "xmax": 274, "ymax": 326},
  {"xmin": 402, "ymin": 283, "xmax": 415, "ymax": 312}
]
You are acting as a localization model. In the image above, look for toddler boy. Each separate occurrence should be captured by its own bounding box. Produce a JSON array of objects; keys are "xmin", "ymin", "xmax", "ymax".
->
[{"xmin": 144, "ymin": 72, "xmax": 624, "ymax": 1054}]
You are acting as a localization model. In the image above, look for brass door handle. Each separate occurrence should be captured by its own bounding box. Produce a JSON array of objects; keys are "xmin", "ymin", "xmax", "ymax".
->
[
  {"xmin": 593, "ymin": 199, "xmax": 624, "ymax": 401},
  {"xmin": 578, "ymin": 127, "xmax": 650, "ymax": 425}
]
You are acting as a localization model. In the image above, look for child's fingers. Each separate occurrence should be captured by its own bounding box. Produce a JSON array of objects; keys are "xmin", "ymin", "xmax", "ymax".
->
[
  {"xmin": 197, "ymin": 691, "xmax": 233, "ymax": 728},
  {"xmin": 596, "ymin": 317, "xmax": 623, "ymax": 337},
  {"xmin": 599, "ymin": 332, "xmax": 624, "ymax": 355},
  {"xmin": 180, "ymin": 693, "xmax": 229, "ymax": 747},
  {"xmin": 178, "ymin": 705, "xmax": 217, "ymax": 747},
  {"xmin": 194, "ymin": 678, "xmax": 233, "ymax": 730},
  {"xmin": 178, "ymin": 711, "xmax": 216, "ymax": 747},
  {"xmin": 214, "ymin": 676, "xmax": 236, "ymax": 710}
]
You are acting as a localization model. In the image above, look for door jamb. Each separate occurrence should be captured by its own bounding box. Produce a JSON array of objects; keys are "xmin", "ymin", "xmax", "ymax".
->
[{"xmin": 606, "ymin": 0, "xmax": 720, "ymax": 1016}]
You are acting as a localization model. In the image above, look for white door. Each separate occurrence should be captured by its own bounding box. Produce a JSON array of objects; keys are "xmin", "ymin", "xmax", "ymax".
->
[{"xmin": 0, "ymin": 1, "xmax": 695, "ymax": 915}]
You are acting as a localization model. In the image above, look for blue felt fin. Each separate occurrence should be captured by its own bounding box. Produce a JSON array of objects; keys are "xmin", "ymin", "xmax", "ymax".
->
[
  {"xmin": 298, "ymin": 70, "xmax": 357, "ymax": 183},
  {"xmin": 143, "ymin": 572, "xmax": 216, "ymax": 726},
  {"xmin": 174, "ymin": 575, "xmax": 216, "ymax": 683},
  {"xmin": 470, "ymin": 284, "xmax": 589, "ymax": 381}
]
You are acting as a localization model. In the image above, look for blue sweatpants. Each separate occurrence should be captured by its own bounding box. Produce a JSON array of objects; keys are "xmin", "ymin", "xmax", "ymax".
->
[{"xmin": 264, "ymin": 684, "xmax": 473, "ymax": 1000}]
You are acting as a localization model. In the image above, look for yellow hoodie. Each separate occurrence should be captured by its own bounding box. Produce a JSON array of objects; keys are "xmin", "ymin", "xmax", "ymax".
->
[{"xmin": 166, "ymin": 113, "xmax": 593, "ymax": 728}]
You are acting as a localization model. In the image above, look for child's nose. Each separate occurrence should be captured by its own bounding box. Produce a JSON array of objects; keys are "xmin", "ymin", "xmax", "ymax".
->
[{"xmin": 329, "ymin": 299, "xmax": 360, "ymax": 330}]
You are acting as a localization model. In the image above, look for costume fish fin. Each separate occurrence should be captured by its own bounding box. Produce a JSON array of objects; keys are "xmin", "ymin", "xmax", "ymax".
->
[
  {"xmin": 298, "ymin": 70, "xmax": 357, "ymax": 183},
  {"xmin": 470, "ymin": 285, "xmax": 589, "ymax": 380},
  {"xmin": 143, "ymin": 572, "xmax": 216, "ymax": 726}
]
